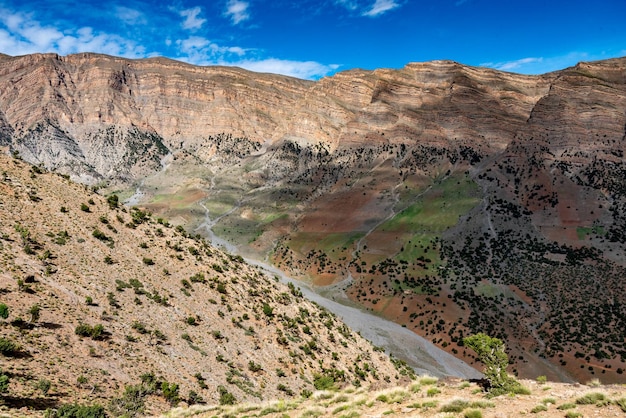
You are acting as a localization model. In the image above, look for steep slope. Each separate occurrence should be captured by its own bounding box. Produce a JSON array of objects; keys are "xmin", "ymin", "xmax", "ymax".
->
[{"xmin": 0, "ymin": 153, "xmax": 410, "ymax": 416}]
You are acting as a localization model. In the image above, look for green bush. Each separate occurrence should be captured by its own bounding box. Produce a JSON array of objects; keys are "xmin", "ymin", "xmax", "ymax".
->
[
  {"xmin": 161, "ymin": 381, "xmax": 180, "ymax": 405},
  {"xmin": 0, "ymin": 370, "xmax": 9, "ymax": 393},
  {"xmin": 46, "ymin": 403, "xmax": 107, "ymax": 417},
  {"xmin": 464, "ymin": 410, "xmax": 483, "ymax": 418},
  {"xmin": 92, "ymin": 229, "xmax": 110, "ymax": 242},
  {"xmin": 440, "ymin": 399, "xmax": 469, "ymax": 412},
  {"xmin": 75, "ymin": 324, "xmax": 106, "ymax": 340},
  {"xmin": 313, "ymin": 373, "xmax": 336, "ymax": 391},
  {"xmin": 0, "ymin": 338, "xmax": 20, "ymax": 356},
  {"xmin": 218, "ymin": 385, "xmax": 236, "ymax": 405},
  {"xmin": 426, "ymin": 387, "xmax": 441, "ymax": 397},
  {"xmin": 575, "ymin": 392, "xmax": 606, "ymax": 405},
  {"xmin": 262, "ymin": 303, "xmax": 274, "ymax": 318},
  {"xmin": 107, "ymin": 194, "xmax": 119, "ymax": 209},
  {"xmin": 248, "ymin": 361, "xmax": 262, "ymax": 372},
  {"xmin": 0, "ymin": 303, "xmax": 8, "ymax": 319},
  {"xmin": 36, "ymin": 378, "xmax": 52, "ymax": 395},
  {"xmin": 530, "ymin": 404, "xmax": 547, "ymax": 413},
  {"xmin": 109, "ymin": 384, "xmax": 147, "ymax": 417}
]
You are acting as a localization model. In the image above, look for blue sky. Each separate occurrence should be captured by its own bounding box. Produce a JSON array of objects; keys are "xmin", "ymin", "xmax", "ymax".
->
[{"xmin": 0, "ymin": 0, "xmax": 624, "ymax": 79}]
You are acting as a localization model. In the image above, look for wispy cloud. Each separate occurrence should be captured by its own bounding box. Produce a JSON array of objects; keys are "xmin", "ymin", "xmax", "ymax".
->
[
  {"xmin": 335, "ymin": 0, "xmax": 359, "ymax": 11},
  {"xmin": 480, "ymin": 52, "xmax": 605, "ymax": 74},
  {"xmin": 179, "ymin": 7, "xmax": 206, "ymax": 31},
  {"xmin": 174, "ymin": 35, "xmax": 247, "ymax": 66},
  {"xmin": 362, "ymin": 0, "xmax": 400, "ymax": 17},
  {"xmin": 233, "ymin": 58, "xmax": 340, "ymax": 79},
  {"xmin": 0, "ymin": 8, "xmax": 144, "ymax": 57},
  {"xmin": 225, "ymin": 0, "xmax": 251, "ymax": 25},
  {"xmin": 334, "ymin": 0, "xmax": 401, "ymax": 17},
  {"xmin": 482, "ymin": 57, "xmax": 544, "ymax": 72},
  {"xmin": 115, "ymin": 7, "xmax": 146, "ymax": 26}
]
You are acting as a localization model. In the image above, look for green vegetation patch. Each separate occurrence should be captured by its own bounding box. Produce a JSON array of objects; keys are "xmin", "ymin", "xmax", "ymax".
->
[
  {"xmin": 576, "ymin": 225, "xmax": 606, "ymax": 240},
  {"xmin": 381, "ymin": 174, "xmax": 480, "ymax": 234}
]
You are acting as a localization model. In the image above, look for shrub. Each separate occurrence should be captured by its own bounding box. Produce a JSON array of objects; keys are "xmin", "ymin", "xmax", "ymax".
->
[
  {"xmin": 218, "ymin": 385, "xmax": 236, "ymax": 405},
  {"xmin": 75, "ymin": 324, "xmax": 106, "ymax": 340},
  {"xmin": 426, "ymin": 387, "xmax": 441, "ymax": 397},
  {"xmin": 36, "ymin": 378, "xmax": 52, "ymax": 395},
  {"xmin": 0, "ymin": 303, "xmax": 8, "ymax": 319},
  {"xmin": 575, "ymin": 392, "xmax": 606, "ymax": 405},
  {"xmin": 440, "ymin": 399, "xmax": 469, "ymax": 413},
  {"xmin": 161, "ymin": 381, "xmax": 180, "ymax": 405},
  {"xmin": 29, "ymin": 304, "xmax": 41, "ymax": 323},
  {"xmin": 530, "ymin": 404, "xmax": 547, "ymax": 413},
  {"xmin": 616, "ymin": 398, "xmax": 626, "ymax": 413},
  {"xmin": 107, "ymin": 194, "xmax": 119, "ymax": 209},
  {"xmin": 262, "ymin": 303, "xmax": 274, "ymax": 318},
  {"xmin": 132, "ymin": 321, "xmax": 148, "ymax": 334},
  {"xmin": 0, "ymin": 371, "xmax": 9, "ymax": 393},
  {"xmin": 109, "ymin": 384, "xmax": 147, "ymax": 417},
  {"xmin": 46, "ymin": 403, "xmax": 107, "ymax": 417},
  {"xmin": 142, "ymin": 257, "xmax": 154, "ymax": 266},
  {"xmin": 92, "ymin": 229, "xmax": 110, "ymax": 242},
  {"xmin": 313, "ymin": 373, "xmax": 336, "ymax": 391},
  {"xmin": 464, "ymin": 410, "xmax": 483, "ymax": 418},
  {"xmin": 0, "ymin": 338, "xmax": 20, "ymax": 356},
  {"xmin": 248, "ymin": 361, "xmax": 262, "ymax": 372},
  {"xmin": 188, "ymin": 390, "xmax": 204, "ymax": 405}
]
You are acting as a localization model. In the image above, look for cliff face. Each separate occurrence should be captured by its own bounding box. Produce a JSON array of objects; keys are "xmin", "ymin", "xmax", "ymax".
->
[
  {"xmin": 0, "ymin": 53, "xmax": 560, "ymax": 182},
  {"xmin": 2, "ymin": 53, "xmax": 626, "ymax": 384}
]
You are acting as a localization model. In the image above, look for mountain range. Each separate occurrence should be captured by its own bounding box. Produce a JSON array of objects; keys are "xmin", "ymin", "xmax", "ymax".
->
[{"xmin": 1, "ymin": 53, "xmax": 625, "ymax": 386}]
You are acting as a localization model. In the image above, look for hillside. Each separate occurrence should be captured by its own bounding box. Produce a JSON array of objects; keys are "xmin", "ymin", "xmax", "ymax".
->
[
  {"xmin": 0, "ymin": 152, "xmax": 411, "ymax": 416},
  {"xmin": 162, "ymin": 377, "xmax": 626, "ymax": 418},
  {"xmin": 0, "ymin": 53, "xmax": 625, "ymax": 383}
]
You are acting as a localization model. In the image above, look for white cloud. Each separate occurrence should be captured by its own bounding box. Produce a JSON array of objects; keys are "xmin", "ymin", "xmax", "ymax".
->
[
  {"xmin": 482, "ymin": 57, "xmax": 544, "ymax": 72},
  {"xmin": 480, "ymin": 52, "xmax": 605, "ymax": 74},
  {"xmin": 335, "ymin": 0, "xmax": 359, "ymax": 11},
  {"xmin": 179, "ymin": 7, "xmax": 206, "ymax": 31},
  {"xmin": 362, "ymin": 0, "xmax": 400, "ymax": 17},
  {"xmin": 225, "ymin": 0, "xmax": 250, "ymax": 25},
  {"xmin": 0, "ymin": 8, "xmax": 144, "ymax": 58},
  {"xmin": 233, "ymin": 58, "xmax": 340, "ymax": 79},
  {"xmin": 174, "ymin": 35, "xmax": 248, "ymax": 67},
  {"xmin": 115, "ymin": 7, "xmax": 147, "ymax": 26}
]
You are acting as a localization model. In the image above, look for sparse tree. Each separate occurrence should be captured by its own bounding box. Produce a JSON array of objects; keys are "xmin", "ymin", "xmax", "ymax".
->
[
  {"xmin": 463, "ymin": 333, "xmax": 527, "ymax": 396},
  {"xmin": 28, "ymin": 304, "xmax": 41, "ymax": 324}
]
